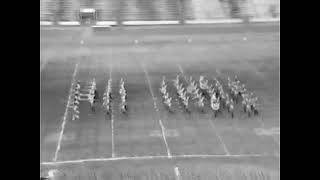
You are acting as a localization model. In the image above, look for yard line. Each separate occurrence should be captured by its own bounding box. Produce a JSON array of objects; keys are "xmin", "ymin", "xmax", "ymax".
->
[
  {"xmin": 109, "ymin": 64, "xmax": 115, "ymax": 158},
  {"xmin": 256, "ymin": 115, "xmax": 280, "ymax": 148},
  {"xmin": 41, "ymin": 153, "xmax": 273, "ymax": 165},
  {"xmin": 207, "ymin": 119, "xmax": 231, "ymax": 155},
  {"xmin": 177, "ymin": 64, "xmax": 231, "ymax": 156},
  {"xmin": 140, "ymin": 63, "xmax": 172, "ymax": 158},
  {"xmin": 208, "ymin": 71, "xmax": 280, "ymax": 149},
  {"xmin": 53, "ymin": 63, "xmax": 79, "ymax": 162}
]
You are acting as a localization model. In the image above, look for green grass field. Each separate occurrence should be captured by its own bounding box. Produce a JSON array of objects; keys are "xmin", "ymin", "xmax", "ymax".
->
[{"xmin": 40, "ymin": 23, "xmax": 279, "ymax": 179}]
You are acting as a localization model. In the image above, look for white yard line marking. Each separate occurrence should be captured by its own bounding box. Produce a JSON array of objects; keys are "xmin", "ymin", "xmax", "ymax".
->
[
  {"xmin": 207, "ymin": 119, "xmax": 231, "ymax": 155},
  {"xmin": 256, "ymin": 116, "xmax": 280, "ymax": 148},
  {"xmin": 209, "ymin": 71, "xmax": 280, "ymax": 150},
  {"xmin": 41, "ymin": 153, "xmax": 273, "ymax": 165},
  {"xmin": 177, "ymin": 64, "xmax": 231, "ymax": 156},
  {"xmin": 53, "ymin": 63, "xmax": 79, "ymax": 162},
  {"xmin": 185, "ymin": 19, "xmax": 243, "ymax": 24},
  {"xmin": 122, "ymin": 20, "xmax": 179, "ymax": 25},
  {"xmin": 109, "ymin": 64, "xmax": 115, "ymax": 158},
  {"xmin": 141, "ymin": 63, "xmax": 172, "ymax": 158}
]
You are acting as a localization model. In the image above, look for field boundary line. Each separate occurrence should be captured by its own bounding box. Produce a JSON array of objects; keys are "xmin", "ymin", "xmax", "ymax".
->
[
  {"xmin": 250, "ymin": 17, "xmax": 280, "ymax": 23},
  {"xmin": 122, "ymin": 20, "xmax": 179, "ymax": 25},
  {"xmin": 141, "ymin": 63, "xmax": 172, "ymax": 158},
  {"xmin": 41, "ymin": 18, "xmax": 279, "ymax": 26},
  {"xmin": 185, "ymin": 19, "xmax": 243, "ymax": 24},
  {"xmin": 177, "ymin": 64, "xmax": 231, "ymax": 155},
  {"xmin": 53, "ymin": 63, "xmax": 79, "ymax": 162},
  {"xmin": 41, "ymin": 153, "xmax": 273, "ymax": 165}
]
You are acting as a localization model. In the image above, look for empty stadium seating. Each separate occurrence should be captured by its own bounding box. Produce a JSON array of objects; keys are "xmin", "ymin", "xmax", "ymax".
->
[
  {"xmin": 121, "ymin": 0, "xmax": 179, "ymax": 21},
  {"xmin": 183, "ymin": 0, "xmax": 229, "ymax": 20},
  {"xmin": 40, "ymin": 0, "xmax": 280, "ymax": 22}
]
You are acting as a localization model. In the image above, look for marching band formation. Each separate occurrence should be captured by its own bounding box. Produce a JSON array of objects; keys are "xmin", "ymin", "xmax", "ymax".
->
[
  {"xmin": 68, "ymin": 74, "xmax": 260, "ymax": 121},
  {"xmin": 102, "ymin": 78, "xmax": 113, "ymax": 118},
  {"xmin": 159, "ymin": 74, "xmax": 260, "ymax": 118}
]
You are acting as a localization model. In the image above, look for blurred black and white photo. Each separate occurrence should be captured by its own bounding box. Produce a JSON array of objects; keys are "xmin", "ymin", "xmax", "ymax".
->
[{"xmin": 40, "ymin": 0, "xmax": 280, "ymax": 179}]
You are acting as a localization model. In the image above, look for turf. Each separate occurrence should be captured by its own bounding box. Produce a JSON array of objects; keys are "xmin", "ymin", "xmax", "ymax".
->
[{"xmin": 40, "ymin": 23, "xmax": 279, "ymax": 179}]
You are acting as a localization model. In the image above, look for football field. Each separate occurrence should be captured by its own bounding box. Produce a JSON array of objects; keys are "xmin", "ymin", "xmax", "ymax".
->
[{"xmin": 40, "ymin": 23, "xmax": 279, "ymax": 179}]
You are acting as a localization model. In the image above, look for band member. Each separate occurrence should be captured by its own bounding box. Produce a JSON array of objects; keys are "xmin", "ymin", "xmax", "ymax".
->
[
  {"xmin": 72, "ymin": 105, "xmax": 80, "ymax": 121},
  {"xmin": 246, "ymin": 102, "xmax": 251, "ymax": 117},
  {"xmin": 173, "ymin": 75, "xmax": 180, "ymax": 88},
  {"xmin": 251, "ymin": 97, "xmax": 259, "ymax": 116},
  {"xmin": 163, "ymin": 92, "xmax": 169, "ymax": 101},
  {"xmin": 199, "ymin": 76, "xmax": 208, "ymax": 90},
  {"xmin": 94, "ymin": 90, "xmax": 99, "ymax": 102},
  {"xmin": 182, "ymin": 96, "xmax": 190, "ymax": 112},
  {"xmin": 120, "ymin": 102, "xmax": 128, "ymax": 114},
  {"xmin": 242, "ymin": 96, "xmax": 247, "ymax": 113},
  {"xmin": 187, "ymin": 82, "xmax": 195, "ymax": 94},
  {"xmin": 198, "ymin": 96, "xmax": 205, "ymax": 112},
  {"xmin": 75, "ymin": 81, "xmax": 81, "ymax": 90},
  {"xmin": 228, "ymin": 98, "xmax": 234, "ymax": 119},
  {"xmin": 89, "ymin": 95, "xmax": 95, "ymax": 112},
  {"xmin": 73, "ymin": 97, "xmax": 80, "ymax": 106},
  {"xmin": 220, "ymin": 92, "xmax": 226, "ymax": 110},
  {"xmin": 164, "ymin": 97, "xmax": 172, "ymax": 112},
  {"xmin": 160, "ymin": 85, "xmax": 167, "ymax": 95},
  {"xmin": 211, "ymin": 95, "xmax": 220, "ymax": 118}
]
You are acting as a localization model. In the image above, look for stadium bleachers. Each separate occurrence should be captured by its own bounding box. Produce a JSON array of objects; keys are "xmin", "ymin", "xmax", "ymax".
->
[
  {"xmin": 120, "ymin": 0, "xmax": 179, "ymax": 21},
  {"xmin": 40, "ymin": 0, "xmax": 280, "ymax": 23},
  {"xmin": 40, "ymin": 0, "xmax": 54, "ymax": 21},
  {"xmin": 95, "ymin": 0, "xmax": 119, "ymax": 20},
  {"xmin": 183, "ymin": 0, "xmax": 229, "ymax": 20},
  {"xmin": 250, "ymin": 0, "xmax": 280, "ymax": 18}
]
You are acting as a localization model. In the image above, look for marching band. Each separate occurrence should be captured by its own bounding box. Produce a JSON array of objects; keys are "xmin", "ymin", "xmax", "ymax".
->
[{"xmin": 69, "ymin": 74, "xmax": 260, "ymax": 121}]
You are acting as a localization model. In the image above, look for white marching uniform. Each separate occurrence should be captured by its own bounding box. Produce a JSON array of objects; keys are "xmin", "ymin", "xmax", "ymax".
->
[
  {"xmin": 187, "ymin": 84, "xmax": 194, "ymax": 94},
  {"xmin": 199, "ymin": 76, "xmax": 208, "ymax": 90},
  {"xmin": 183, "ymin": 96, "xmax": 189, "ymax": 107},
  {"xmin": 211, "ymin": 101, "xmax": 220, "ymax": 111},
  {"xmin": 198, "ymin": 96, "xmax": 204, "ymax": 107},
  {"xmin": 211, "ymin": 94, "xmax": 220, "ymax": 111},
  {"xmin": 160, "ymin": 85, "xmax": 167, "ymax": 94},
  {"xmin": 164, "ymin": 97, "xmax": 172, "ymax": 108},
  {"xmin": 163, "ymin": 92, "xmax": 169, "ymax": 100}
]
